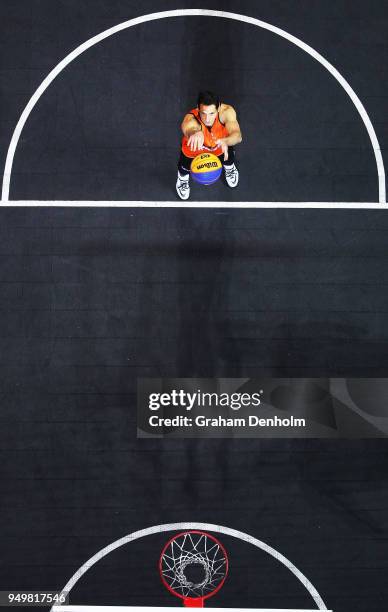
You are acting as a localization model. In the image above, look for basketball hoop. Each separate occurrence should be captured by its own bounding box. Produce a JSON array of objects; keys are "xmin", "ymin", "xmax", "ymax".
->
[{"xmin": 159, "ymin": 531, "xmax": 228, "ymax": 608}]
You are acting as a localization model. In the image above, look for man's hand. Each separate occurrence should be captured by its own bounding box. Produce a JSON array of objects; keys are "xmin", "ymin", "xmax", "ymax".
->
[
  {"xmin": 216, "ymin": 138, "xmax": 229, "ymax": 161},
  {"xmin": 187, "ymin": 131, "xmax": 204, "ymax": 152}
]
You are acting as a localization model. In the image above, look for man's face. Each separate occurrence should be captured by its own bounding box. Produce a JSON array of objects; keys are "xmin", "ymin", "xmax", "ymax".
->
[{"xmin": 199, "ymin": 104, "xmax": 218, "ymax": 127}]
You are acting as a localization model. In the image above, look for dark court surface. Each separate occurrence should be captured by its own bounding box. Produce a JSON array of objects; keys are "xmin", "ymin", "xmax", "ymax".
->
[{"xmin": 0, "ymin": 2, "xmax": 388, "ymax": 612}]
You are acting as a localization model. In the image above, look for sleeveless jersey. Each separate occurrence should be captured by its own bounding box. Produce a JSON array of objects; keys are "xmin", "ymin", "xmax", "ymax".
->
[{"xmin": 181, "ymin": 107, "xmax": 229, "ymax": 158}]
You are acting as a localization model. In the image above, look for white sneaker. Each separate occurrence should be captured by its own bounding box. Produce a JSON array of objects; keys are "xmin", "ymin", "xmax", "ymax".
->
[
  {"xmin": 224, "ymin": 163, "xmax": 239, "ymax": 188},
  {"xmin": 176, "ymin": 172, "xmax": 190, "ymax": 200}
]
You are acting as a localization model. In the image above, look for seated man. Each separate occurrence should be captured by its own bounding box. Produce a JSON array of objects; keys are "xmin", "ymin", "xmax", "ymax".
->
[{"xmin": 176, "ymin": 90, "xmax": 242, "ymax": 200}]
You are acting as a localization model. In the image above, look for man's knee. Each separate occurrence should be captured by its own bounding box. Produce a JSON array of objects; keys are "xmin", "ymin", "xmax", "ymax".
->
[
  {"xmin": 178, "ymin": 152, "xmax": 192, "ymax": 175},
  {"xmin": 221, "ymin": 147, "xmax": 235, "ymax": 166}
]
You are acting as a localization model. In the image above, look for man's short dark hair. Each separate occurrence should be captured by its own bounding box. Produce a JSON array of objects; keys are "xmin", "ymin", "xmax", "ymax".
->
[{"xmin": 197, "ymin": 90, "xmax": 220, "ymax": 108}]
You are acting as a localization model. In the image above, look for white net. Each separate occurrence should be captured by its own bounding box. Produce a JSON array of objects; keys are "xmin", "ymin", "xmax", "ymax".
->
[{"xmin": 160, "ymin": 531, "xmax": 228, "ymax": 600}]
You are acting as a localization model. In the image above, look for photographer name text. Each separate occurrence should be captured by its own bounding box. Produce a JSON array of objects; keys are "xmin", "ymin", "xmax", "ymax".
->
[{"xmin": 148, "ymin": 414, "xmax": 305, "ymax": 428}]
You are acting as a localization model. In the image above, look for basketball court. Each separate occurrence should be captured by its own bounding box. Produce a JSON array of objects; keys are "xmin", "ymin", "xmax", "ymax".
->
[{"xmin": 0, "ymin": 2, "xmax": 387, "ymax": 612}]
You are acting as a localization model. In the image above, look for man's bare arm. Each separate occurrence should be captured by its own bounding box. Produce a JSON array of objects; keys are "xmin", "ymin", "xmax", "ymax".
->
[
  {"xmin": 181, "ymin": 114, "xmax": 204, "ymax": 152},
  {"xmin": 220, "ymin": 106, "xmax": 242, "ymax": 146},
  {"xmin": 181, "ymin": 114, "xmax": 202, "ymax": 137}
]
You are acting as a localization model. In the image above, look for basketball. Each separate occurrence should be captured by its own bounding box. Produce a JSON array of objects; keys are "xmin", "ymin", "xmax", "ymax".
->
[{"xmin": 190, "ymin": 152, "xmax": 222, "ymax": 185}]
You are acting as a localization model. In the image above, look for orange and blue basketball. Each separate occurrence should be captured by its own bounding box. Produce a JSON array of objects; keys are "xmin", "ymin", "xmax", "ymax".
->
[{"xmin": 190, "ymin": 153, "xmax": 222, "ymax": 185}]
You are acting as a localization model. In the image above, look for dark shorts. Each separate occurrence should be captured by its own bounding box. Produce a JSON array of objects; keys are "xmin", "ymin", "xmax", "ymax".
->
[{"xmin": 178, "ymin": 147, "xmax": 235, "ymax": 175}]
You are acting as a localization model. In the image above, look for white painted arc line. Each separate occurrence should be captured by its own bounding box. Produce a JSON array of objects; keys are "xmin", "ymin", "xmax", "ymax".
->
[
  {"xmin": 0, "ymin": 200, "xmax": 385, "ymax": 208},
  {"xmin": 1, "ymin": 9, "xmax": 385, "ymax": 203},
  {"xmin": 50, "ymin": 523, "xmax": 328, "ymax": 611}
]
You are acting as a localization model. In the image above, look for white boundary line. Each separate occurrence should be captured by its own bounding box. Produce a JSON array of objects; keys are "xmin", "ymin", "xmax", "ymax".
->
[
  {"xmin": 50, "ymin": 523, "xmax": 329, "ymax": 611},
  {"xmin": 1, "ymin": 9, "xmax": 385, "ymax": 204},
  {"xmin": 0, "ymin": 200, "xmax": 384, "ymax": 208},
  {"xmin": 52, "ymin": 608, "xmax": 332, "ymax": 612}
]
